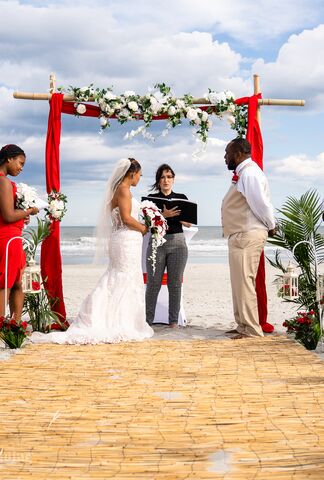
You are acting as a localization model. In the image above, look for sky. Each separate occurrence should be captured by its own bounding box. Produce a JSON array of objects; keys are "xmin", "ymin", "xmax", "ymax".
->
[{"xmin": 0, "ymin": 0, "xmax": 323, "ymax": 226}]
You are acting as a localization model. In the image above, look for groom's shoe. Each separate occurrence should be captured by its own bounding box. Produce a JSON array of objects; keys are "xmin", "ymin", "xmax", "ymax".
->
[{"xmin": 225, "ymin": 329, "xmax": 239, "ymax": 335}]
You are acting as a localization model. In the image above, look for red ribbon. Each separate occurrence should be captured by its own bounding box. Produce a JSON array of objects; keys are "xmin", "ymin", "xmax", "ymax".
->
[
  {"xmin": 234, "ymin": 93, "xmax": 271, "ymax": 330},
  {"xmin": 143, "ymin": 273, "xmax": 183, "ymax": 285},
  {"xmin": 41, "ymin": 93, "xmax": 68, "ymax": 326}
]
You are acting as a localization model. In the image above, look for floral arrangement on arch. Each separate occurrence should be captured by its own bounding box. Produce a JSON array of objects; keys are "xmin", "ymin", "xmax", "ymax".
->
[
  {"xmin": 140, "ymin": 200, "xmax": 167, "ymax": 273},
  {"xmin": 44, "ymin": 190, "xmax": 67, "ymax": 222},
  {"xmin": 61, "ymin": 83, "xmax": 248, "ymax": 142}
]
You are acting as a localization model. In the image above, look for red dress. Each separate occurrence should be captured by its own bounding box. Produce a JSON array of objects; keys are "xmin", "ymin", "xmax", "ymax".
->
[{"xmin": 0, "ymin": 173, "xmax": 25, "ymax": 289}]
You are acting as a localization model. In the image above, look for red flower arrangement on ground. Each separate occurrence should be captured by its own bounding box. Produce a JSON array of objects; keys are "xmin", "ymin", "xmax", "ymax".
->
[
  {"xmin": 283, "ymin": 310, "xmax": 321, "ymax": 350},
  {"xmin": 0, "ymin": 316, "xmax": 28, "ymax": 349}
]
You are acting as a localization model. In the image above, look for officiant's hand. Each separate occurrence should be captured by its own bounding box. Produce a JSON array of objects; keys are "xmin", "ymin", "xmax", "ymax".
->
[{"xmin": 162, "ymin": 205, "xmax": 181, "ymax": 218}]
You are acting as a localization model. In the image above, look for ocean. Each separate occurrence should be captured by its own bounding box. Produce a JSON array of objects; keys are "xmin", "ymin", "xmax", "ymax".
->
[{"xmin": 57, "ymin": 226, "xmax": 304, "ymax": 265}]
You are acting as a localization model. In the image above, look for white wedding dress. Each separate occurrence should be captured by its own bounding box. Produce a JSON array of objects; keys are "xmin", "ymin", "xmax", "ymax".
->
[{"xmin": 31, "ymin": 198, "xmax": 154, "ymax": 344}]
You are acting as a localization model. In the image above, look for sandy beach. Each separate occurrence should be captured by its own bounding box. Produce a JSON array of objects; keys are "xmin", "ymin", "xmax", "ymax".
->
[
  {"xmin": 1, "ymin": 262, "xmax": 323, "ymax": 359},
  {"xmin": 62, "ymin": 263, "xmax": 298, "ymax": 335}
]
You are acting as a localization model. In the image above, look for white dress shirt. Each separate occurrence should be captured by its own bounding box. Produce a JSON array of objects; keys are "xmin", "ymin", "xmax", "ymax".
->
[{"xmin": 236, "ymin": 158, "xmax": 276, "ymax": 230}]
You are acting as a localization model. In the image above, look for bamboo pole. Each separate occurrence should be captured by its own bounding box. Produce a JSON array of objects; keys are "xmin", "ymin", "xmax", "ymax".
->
[
  {"xmin": 13, "ymin": 73, "xmax": 305, "ymax": 106},
  {"xmin": 254, "ymin": 74, "xmax": 262, "ymax": 126},
  {"xmin": 12, "ymin": 90, "xmax": 306, "ymax": 107},
  {"xmin": 49, "ymin": 73, "xmax": 56, "ymax": 94}
]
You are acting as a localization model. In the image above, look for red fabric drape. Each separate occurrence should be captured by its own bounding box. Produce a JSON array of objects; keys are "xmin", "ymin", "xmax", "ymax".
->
[
  {"xmin": 234, "ymin": 94, "xmax": 273, "ymax": 332},
  {"xmin": 41, "ymin": 93, "xmax": 67, "ymax": 325}
]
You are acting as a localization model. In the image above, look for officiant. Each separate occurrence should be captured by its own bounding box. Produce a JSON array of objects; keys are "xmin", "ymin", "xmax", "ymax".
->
[{"xmin": 145, "ymin": 164, "xmax": 192, "ymax": 328}]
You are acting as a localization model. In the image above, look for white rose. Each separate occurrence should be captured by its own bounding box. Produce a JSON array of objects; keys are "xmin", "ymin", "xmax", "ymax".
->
[
  {"xmin": 119, "ymin": 108, "xmax": 131, "ymax": 118},
  {"xmin": 124, "ymin": 90, "xmax": 135, "ymax": 97},
  {"xmin": 56, "ymin": 200, "xmax": 64, "ymax": 210},
  {"xmin": 168, "ymin": 106, "xmax": 176, "ymax": 116},
  {"xmin": 150, "ymin": 97, "xmax": 162, "ymax": 114},
  {"xmin": 104, "ymin": 91, "xmax": 116, "ymax": 100},
  {"xmin": 76, "ymin": 104, "xmax": 86, "ymax": 115},
  {"xmin": 100, "ymin": 117, "xmax": 108, "ymax": 127},
  {"xmin": 216, "ymin": 92, "xmax": 227, "ymax": 102},
  {"xmin": 52, "ymin": 210, "xmax": 62, "ymax": 219},
  {"xmin": 227, "ymin": 103, "xmax": 236, "ymax": 113},
  {"xmin": 176, "ymin": 99, "xmax": 185, "ymax": 109},
  {"xmin": 225, "ymin": 90, "xmax": 235, "ymax": 100},
  {"xmin": 128, "ymin": 101, "xmax": 138, "ymax": 111},
  {"xmin": 194, "ymin": 117, "xmax": 201, "ymax": 125},
  {"xmin": 201, "ymin": 111, "xmax": 209, "ymax": 121},
  {"xmin": 208, "ymin": 91, "xmax": 226, "ymax": 103},
  {"xmin": 186, "ymin": 108, "xmax": 198, "ymax": 121}
]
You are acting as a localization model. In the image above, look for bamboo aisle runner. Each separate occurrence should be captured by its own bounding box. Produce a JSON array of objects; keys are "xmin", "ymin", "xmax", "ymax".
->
[{"xmin": 0, "ymin": 337, "xmax": 324, "ymax": 479}]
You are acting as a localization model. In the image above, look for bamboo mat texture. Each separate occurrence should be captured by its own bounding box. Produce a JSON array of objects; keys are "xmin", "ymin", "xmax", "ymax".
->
[{"xmin": 0, "ymin": 337, "xmax": 324, "ymax": 479}]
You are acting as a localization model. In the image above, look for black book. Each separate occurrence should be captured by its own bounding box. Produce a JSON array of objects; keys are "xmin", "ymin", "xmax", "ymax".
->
[{"xmin": 141, "ymin": 196, "xmax": 198, "ymax": 224}]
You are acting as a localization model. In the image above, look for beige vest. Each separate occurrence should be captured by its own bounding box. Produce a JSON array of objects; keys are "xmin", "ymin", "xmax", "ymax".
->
[{"xmin": 221, "ymin": 165, "xmax": 267, "ymax": 237}]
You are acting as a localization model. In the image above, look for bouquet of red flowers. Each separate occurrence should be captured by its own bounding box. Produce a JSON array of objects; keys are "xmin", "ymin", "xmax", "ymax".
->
[
  {"xmin": 283, "ymin": 310, "xmax": 321, "ymax": 350},
  {"xmin": 140, "ymin": 200, "xmax": 167, "ymax": 273},
  {"xmin": 0, "ymin": 316, "xmax": 28, "ymax": 349}
]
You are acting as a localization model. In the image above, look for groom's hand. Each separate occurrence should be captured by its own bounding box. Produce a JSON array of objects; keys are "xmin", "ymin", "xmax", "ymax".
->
[{"xmin": 268, "ymin": 227, "xmax": 277, "ymax": 237}]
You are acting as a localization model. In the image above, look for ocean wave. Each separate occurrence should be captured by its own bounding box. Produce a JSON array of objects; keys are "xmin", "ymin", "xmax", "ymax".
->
[{"xmin": 60, "ymin": 236, "xmax": 285, "ymax": 257}]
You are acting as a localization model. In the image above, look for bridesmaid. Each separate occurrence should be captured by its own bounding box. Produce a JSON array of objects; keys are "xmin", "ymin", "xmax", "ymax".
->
[{"xmin": 0, "ymin": 144, "xmax": 38, "ymax": 320}]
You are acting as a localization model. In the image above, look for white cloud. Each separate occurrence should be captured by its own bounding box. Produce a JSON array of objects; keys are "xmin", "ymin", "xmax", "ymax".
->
[
  {"xmin": 270, "ymin": 152, "xmax": 324, "ymax": 180},
  {"xmin": 252, "ymin": 24, "xmax": 324, "ymax": 108},
  {"xmin": 108, "ymin": 0, "xmax": 322, "ymax": 45}
]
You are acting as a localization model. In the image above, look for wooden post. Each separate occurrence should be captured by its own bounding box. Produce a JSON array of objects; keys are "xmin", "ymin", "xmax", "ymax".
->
[
  {"xmin": 49, "ymin": 73, "xmax": 56, "ymax": 94},
  {"xmin": 254, "ymin": 74, "xmax": 261, "ymax": 126}
]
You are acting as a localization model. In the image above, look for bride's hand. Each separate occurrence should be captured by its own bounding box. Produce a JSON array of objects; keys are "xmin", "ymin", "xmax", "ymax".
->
[
  {"xmin": 162, "ymin": 205, "xmax": 181, "ymax": 218},
  {"xmin": 140, "ymin": 224, "xmax": 148, "ymax": 236}
]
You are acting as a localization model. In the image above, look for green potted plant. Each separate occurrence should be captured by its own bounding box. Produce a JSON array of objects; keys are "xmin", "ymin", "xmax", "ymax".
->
[
  {"xmin": 268, "ymin": 189, "xmax": 324, "ymax": 350},
  {"xmin": 22, "ymin": 219, "xmax": 66, "ymax": 332}
]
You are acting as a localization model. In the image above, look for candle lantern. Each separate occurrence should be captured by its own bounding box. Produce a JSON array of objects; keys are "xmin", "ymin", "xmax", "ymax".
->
[
  {"xmin": 22, "ymin": 258, "xmax": 42, "ymax": 294},
  {"xmin": 277, "ymin": 262, "xmax": 299, "ymax": 299}
]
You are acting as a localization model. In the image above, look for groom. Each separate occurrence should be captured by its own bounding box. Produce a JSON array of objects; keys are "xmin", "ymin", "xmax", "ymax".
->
[{"xmin": 221, "ymin": 138, "xmax": 276, "ymax": 339}]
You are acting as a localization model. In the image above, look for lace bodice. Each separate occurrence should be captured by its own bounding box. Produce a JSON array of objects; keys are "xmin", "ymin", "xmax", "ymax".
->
[{"xmin": 111, "ymin": 197, "xmax": 141, "ymax": 232}]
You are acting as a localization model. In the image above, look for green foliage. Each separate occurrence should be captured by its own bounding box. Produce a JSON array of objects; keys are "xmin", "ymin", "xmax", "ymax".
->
[
  {"xmin": 23, "ymin": 218, "xmax": 51, "ymax": 261},
  {"xmin": 23, "ymin": 288, "xmax": 60, "ymax": 333},
  {"xmin": 268, "ymin": 189, "xmax": 324, "ymax": 315}
]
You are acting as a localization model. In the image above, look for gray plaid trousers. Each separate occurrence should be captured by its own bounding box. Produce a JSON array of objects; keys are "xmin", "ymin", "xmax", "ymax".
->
[{"xmin": 145, "ymin": 233, "xmax": 188, "ymax": 324}]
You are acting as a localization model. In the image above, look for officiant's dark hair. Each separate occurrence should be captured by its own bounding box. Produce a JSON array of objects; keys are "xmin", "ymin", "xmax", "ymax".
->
[
  {"xmin": 150, "ymin": 163, "xmax": 175, "ymax": 191},
  {"xmin": 125, "ymin": 158, "xmax": 141, "ymax": 176},
  {"xmin": 229, "ymin": 138, "xmax": 251, "ymax": 155},
  {"xmin": 0, "ymin": 144, "xmax": 25, "ymax": 166}
]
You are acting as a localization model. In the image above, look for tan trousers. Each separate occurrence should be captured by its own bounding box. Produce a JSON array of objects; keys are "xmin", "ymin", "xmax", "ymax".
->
[{"xmin": 228, "ymin": 229, "xmax": 268, "ymax": 337}]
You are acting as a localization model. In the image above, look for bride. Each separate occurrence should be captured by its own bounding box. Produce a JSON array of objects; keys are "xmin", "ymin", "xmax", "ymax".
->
[{"xmin": 31, "ymin": 157, "xmax": 154, "ymax": 344}]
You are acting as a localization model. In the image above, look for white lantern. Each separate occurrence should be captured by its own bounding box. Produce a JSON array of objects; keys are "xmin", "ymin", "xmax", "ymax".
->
[
  {"xmin": 22, "ymin": 258, "xmax": 42, "ymax": 294},
  {"xmin": 277, "ymin": 262, "xmax": 299, "ymax": 299},
  {"xmin": 317, "ymin": 274, "xmax": 324, "ymax": 302}
]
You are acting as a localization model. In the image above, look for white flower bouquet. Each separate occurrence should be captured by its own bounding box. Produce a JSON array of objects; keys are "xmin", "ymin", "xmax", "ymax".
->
[
  {"xmin": 15, "ymin": 183, "xmax": 39, "ymax": 210},
  {"xmin": 45, "ymin": 191, "xmax": 67, "ymax": 222},
  {"xmin": 140, "ymin": 200, "xmax": 167, "ymax": 273}
]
